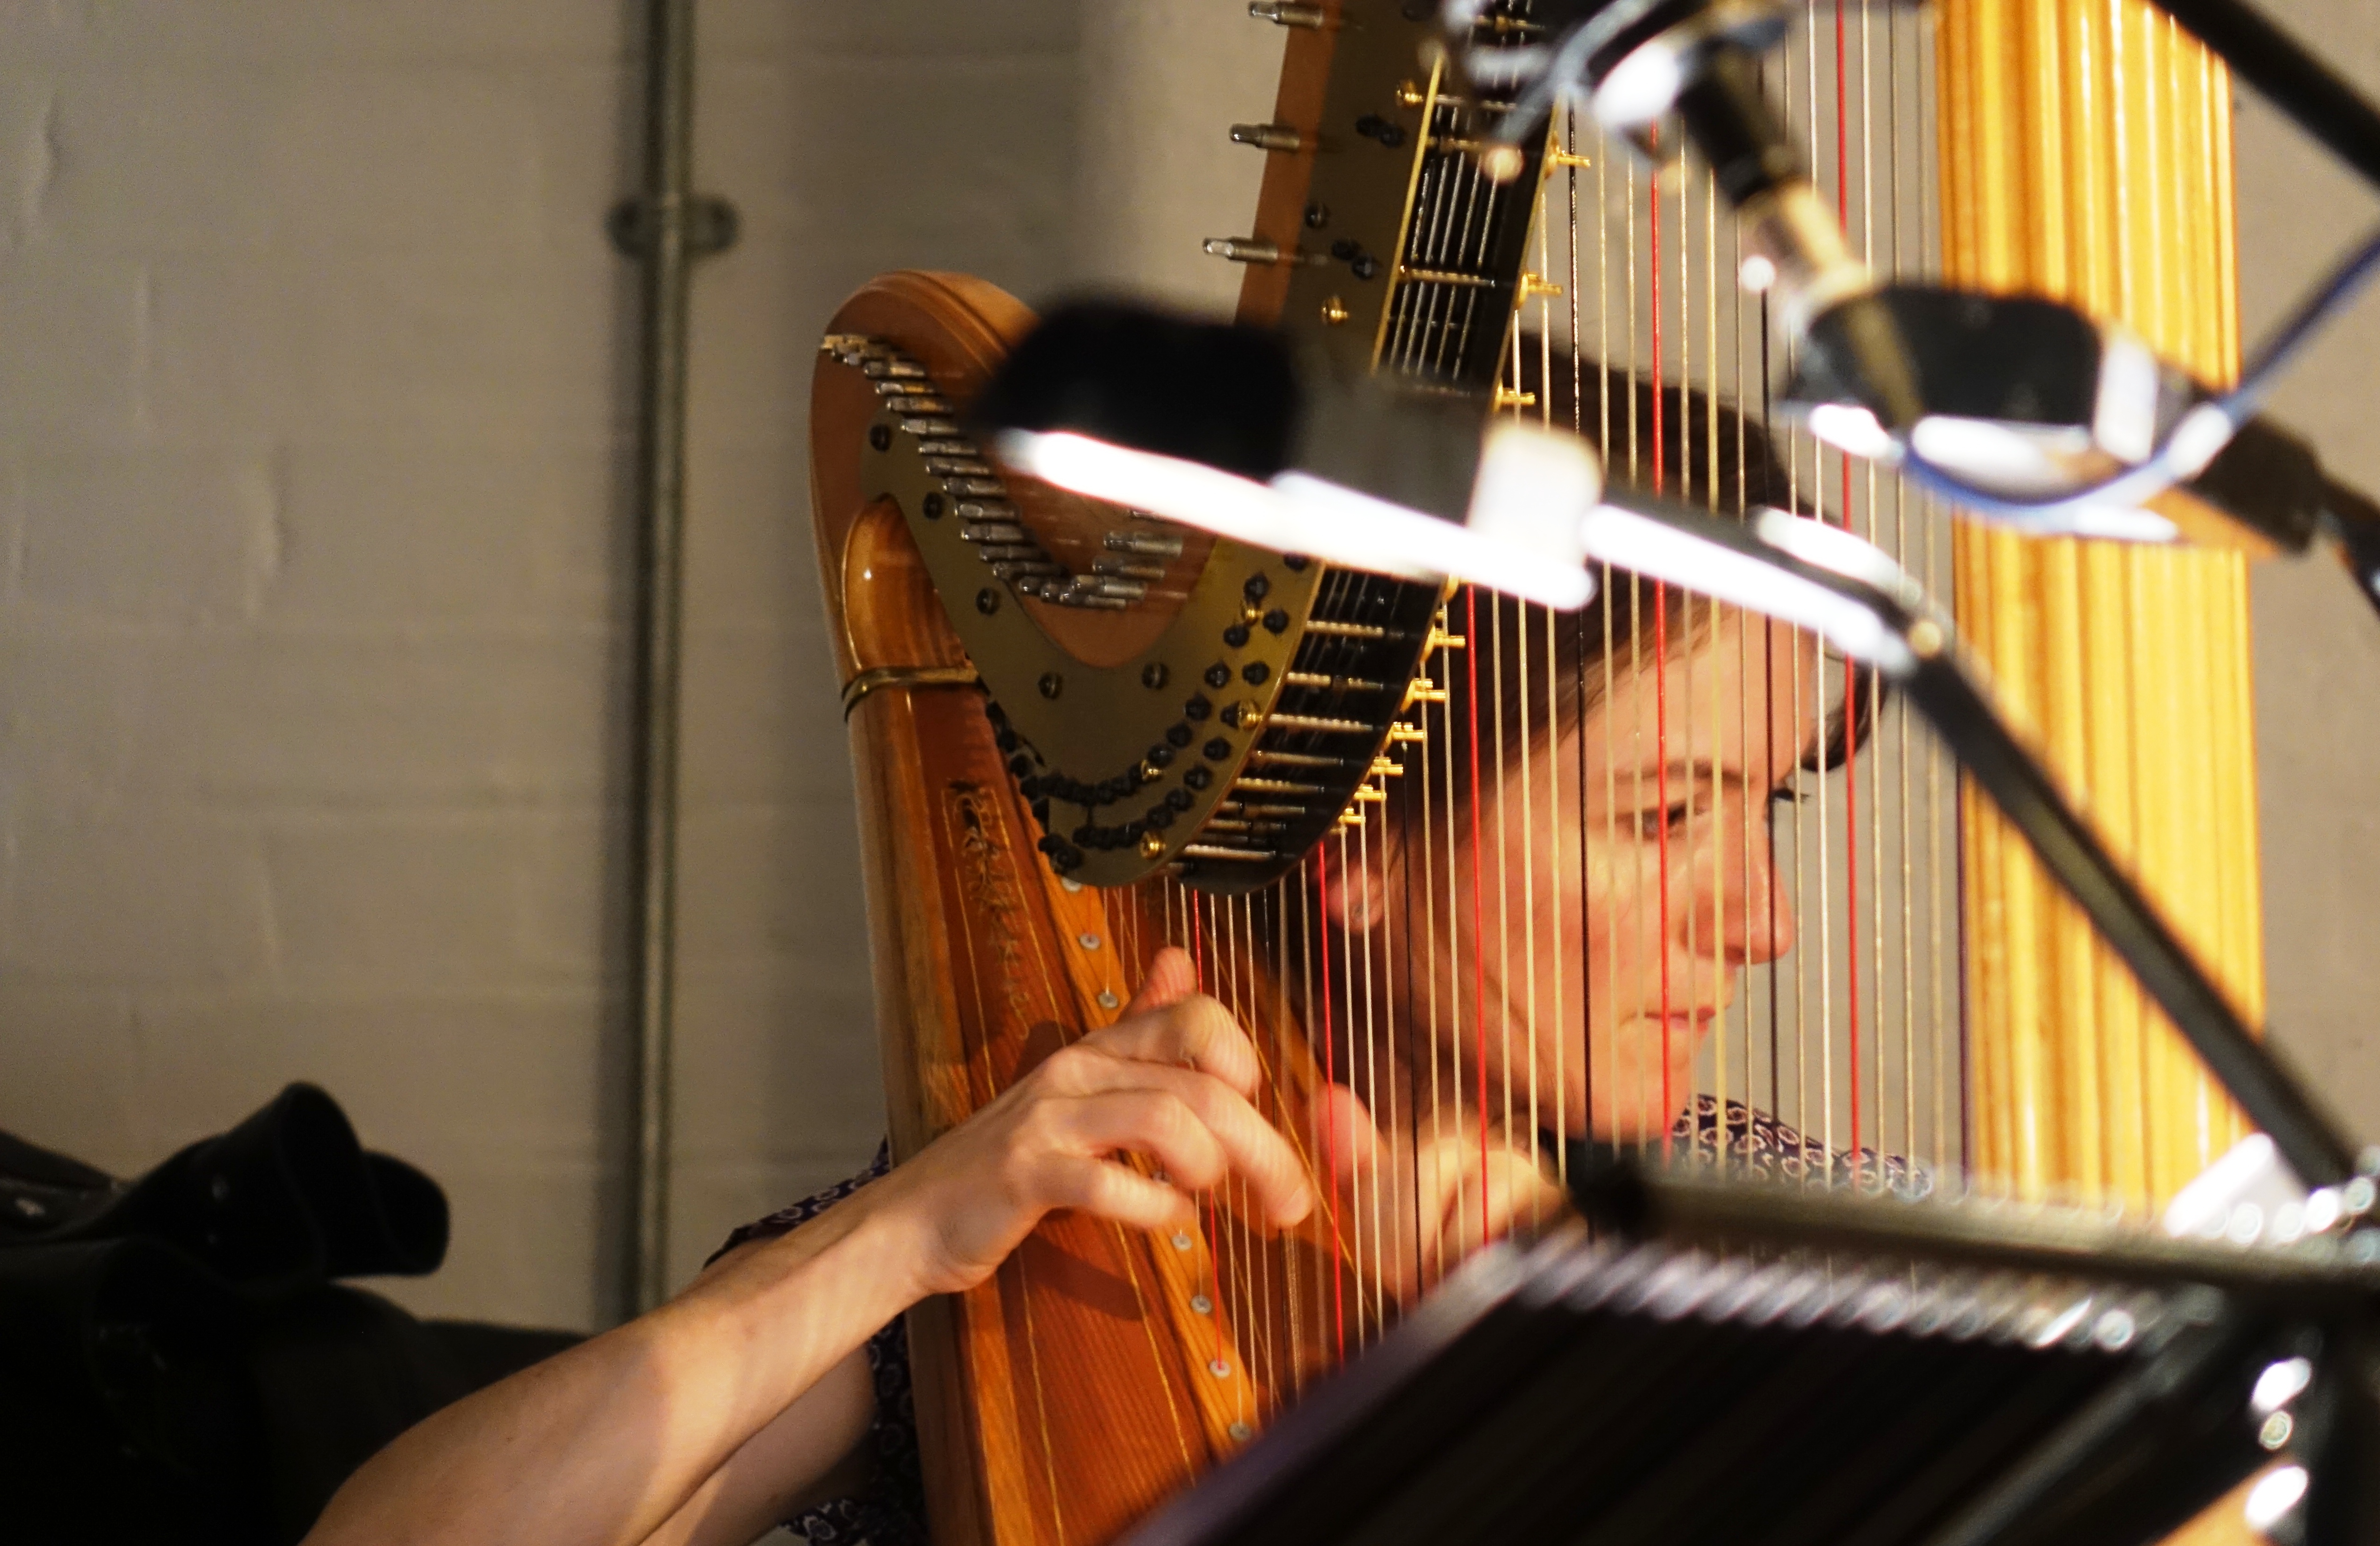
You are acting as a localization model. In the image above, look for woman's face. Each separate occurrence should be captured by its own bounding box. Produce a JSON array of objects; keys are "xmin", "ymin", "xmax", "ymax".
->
[{"xmin": 1350, "ymin": 607, "xmax": 1817, "ymax": 1144}]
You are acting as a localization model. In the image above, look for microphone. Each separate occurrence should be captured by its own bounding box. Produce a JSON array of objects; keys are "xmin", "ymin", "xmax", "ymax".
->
[
  {"xmin": 1447, "ymin": 0, "xmax": 2380, "ymax": 625},
  {"xmin": 1779, "ymin": 284, "xmax": 2380, "ymax": 622},
  {"xmin": 1450, "ymin": 0, "xmax": 1925, "ymax": 431}
]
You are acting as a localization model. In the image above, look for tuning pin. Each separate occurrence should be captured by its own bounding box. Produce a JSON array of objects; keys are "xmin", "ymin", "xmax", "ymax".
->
[
  {"xmin": 1249, "ymin": 2, "xmax": 1324, "ymax": 27},
  {"xmin": 1229, "ymin": 122, "xmax": 1307, "ymax": 153},
  {"xmin": 1203, "ymin": 236, "xmax": 1284, "ymax": 265}
]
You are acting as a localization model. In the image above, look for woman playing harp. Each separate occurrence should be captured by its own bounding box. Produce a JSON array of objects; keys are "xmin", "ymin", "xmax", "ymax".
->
[{"xmin": 303, "ymin": 362, "xmax": 1904, "ymax": 1546}]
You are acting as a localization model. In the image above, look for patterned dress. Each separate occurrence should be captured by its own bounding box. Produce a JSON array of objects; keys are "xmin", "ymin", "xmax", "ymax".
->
[
  {"xmin": 713, "ymin": 1146, "xmax": 923, "ymax": 1546},
  {"xmin": 723, "ymin": 1100, "xmax": 1920, "ymax": 1545}
]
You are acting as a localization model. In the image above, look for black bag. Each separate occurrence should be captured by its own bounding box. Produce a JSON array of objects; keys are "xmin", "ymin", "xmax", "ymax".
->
[{"xmin": 0, "ymin": 1084, "xmax": 580, "ymax": 1545}]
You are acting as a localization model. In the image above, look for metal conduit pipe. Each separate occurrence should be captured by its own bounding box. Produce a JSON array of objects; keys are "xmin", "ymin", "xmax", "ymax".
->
[{"xmin": 612, "ymin": 0, "xmax": 738, "ymax": 1318}]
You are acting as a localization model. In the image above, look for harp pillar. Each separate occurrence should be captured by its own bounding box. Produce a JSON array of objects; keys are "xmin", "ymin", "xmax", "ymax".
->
[{"xmin": 1938, "ymin": 0, "xmax": 2263, "ymax": 1210}]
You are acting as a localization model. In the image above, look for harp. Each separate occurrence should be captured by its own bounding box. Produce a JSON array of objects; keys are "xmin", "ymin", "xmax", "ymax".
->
[{"xmin": 804, "ymin": 2, "xmax": 2269, "ymax": 1543}]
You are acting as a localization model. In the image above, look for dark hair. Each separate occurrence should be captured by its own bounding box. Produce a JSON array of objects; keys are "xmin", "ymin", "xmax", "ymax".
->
[{"xmin": 1431, "ymin": 351, "xmax": 1802, "ymax": 782}]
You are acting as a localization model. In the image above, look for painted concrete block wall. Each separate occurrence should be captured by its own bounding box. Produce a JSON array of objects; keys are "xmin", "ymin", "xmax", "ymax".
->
[
  {"xmin": 2234, "ymin": 5, "xmax": 2380, "ymax": 1146},
  {"xmin": 0, "ymin": 0, "xmax": 1081, "ymax": 1331},
  {"xmin": 4, "ymin": 0, "xmax": 2375, "ymax": 1353}
]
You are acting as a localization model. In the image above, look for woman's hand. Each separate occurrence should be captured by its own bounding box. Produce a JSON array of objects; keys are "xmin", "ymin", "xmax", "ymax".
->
[
  {"xmin": 1313, "ymin": 1082, "xmax": 1571, "ymax": 1304},
  {"xmin": 866, "ymin": 946, "xmax": 1315, "ymax": 1299}
]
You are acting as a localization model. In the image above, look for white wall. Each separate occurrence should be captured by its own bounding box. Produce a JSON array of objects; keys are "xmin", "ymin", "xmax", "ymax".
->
[
  {"xmin": 2, "ymin": 0, "xmax": 2374, "ymax": 1347},
  {"xmin": 0, "ymin": 0, "xmax": 1080, "ymax": 1331},
  {"xmin": 2233, "ymin": 1, "xmax": 2380, "ymax": 1146}
]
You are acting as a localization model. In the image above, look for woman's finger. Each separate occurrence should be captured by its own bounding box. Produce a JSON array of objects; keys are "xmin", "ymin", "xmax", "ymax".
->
[
  {"xmin": 1029, "ymin": 1152, "xmax": 1196, "ymax": 1232},
  {"xmin": 1315, "ymin": 1081, "xmax": 1387, "ymax": 1188},
  {"xmin": 1120, "ymin": 945, "xmax": 1200, "ymax": 1017},
  {"xmin": 1045, "ymin": 1088, "xmax": 1231, "ymax": 1194},
  {"xmin": 1084, "ymin": 994, "xmax": 1261, "ymax": 1097},
  {"xmin": 1034, "ymin": 1064, "xmax": 1312, "ymax": 1228}
]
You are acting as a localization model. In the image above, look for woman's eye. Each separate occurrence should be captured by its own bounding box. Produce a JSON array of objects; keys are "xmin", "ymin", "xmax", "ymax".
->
[{"xmin": 1635, "ymin": 802, "xmax": 1692, "ymax": 839}]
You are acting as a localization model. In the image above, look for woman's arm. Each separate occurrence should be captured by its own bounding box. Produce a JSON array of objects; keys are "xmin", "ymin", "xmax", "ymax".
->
[
  {"xmin": 304, "ymin": 949, "xmax": 1311, "ymax": 1546},
  {"xmin": 306, "ymin": 1180, "xmax": 914, "ymax": 1546}
]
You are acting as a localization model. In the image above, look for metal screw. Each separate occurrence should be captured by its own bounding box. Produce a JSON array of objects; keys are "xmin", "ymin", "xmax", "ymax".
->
[
  {"xmin": 1142, "ymin": 661, "xmax": 1170, "ymax": 690},
  {"xmin": 1208, "ymin": 1359, "xmax": 1232, "ymax": 1378},
  {"xmin": 1096, "ymin": 989, "xmax": 1120, "ymax": 1010},
  {"xmin": 1171, "ymin": 1232, "xmax": 1194, "ymax": 1251},
  {"xmin": 1228, "ymin": 1421, "xmax": 1254, "ymax": 1442},
  {"xmin": 1078, "ymin": 933, "xmax": 1101, "ymax": 951},
  {"xmin": 1039, "ymin": 672, "xmax": 1064, "ymax": 700},
  {"xmin": 869, "ymin": 423, "xmax": 891, "ymax": 451},
  {"xmin": 976, "ymin": 587, "xmax": 1000, "ymax": 615},
  {"xmin": 1190, "ymin": 1294, "xmax": 1213, "ymax": 1314},
  {"xmin": 2262, "ymin": 1411, "xmax": 2295, "ymax": 1450},
  {"xmin": 923, "ymin": 492, "xmax": 944, "ymax": 520}
]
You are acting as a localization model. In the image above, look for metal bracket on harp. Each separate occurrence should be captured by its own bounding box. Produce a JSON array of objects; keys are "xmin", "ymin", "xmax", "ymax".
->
[{"xmin": 842, "ymin": 664, "xmax": 983, "ymax": 718}]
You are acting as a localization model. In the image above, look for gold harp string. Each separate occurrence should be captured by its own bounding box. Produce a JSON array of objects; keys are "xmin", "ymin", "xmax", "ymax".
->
[
  {"xmin": 1254, "ymin": 890, "xmax": 1285, "ymax": 1419},
  {"xmin": 1437, "ymin": 594, "xmax": 1464, "ymax": 1284},
  {"xmin": 1889, "ymin": 0, "xmax": 1922, "ymax": 1185},
  {"xmin": 1329, "ymin": 823, "xmax": 1361, "ymax": 1336},
  {"xmin": 1417, "ymin": 616, "xmax": 1444, "ymax": 1290},
  {"xmin": 1558, "ymin": 104, "xmax": 1583, "ymax": 1182},
  {"xmin": 1863, "ymin": 0, "xmax": 1887, "ymax": 1179},
  {"xmin": 1351, "ymin": 812, "xmax": 1381, "ymax": 1333},
  {"xmin": 1735, "ymin": 125, "xmax": 1758, "ymax": 1160},
  {"xmin": 1228, "ymin": 884, "xmax": 1266, "ymax": 1427},
  {"xmin": 1273, "ymin": 880, "xmax": 1305, "ymax": 1405},
  {"xmin": 1239, "ymin": 893, "xmax": 1272, "ymax": 1423},
  {"xmin": 1507, "ymin": 326, "xmax": 1542, "ymax": 1218},
  {"xmin": 1396, "ymin": 654, "xmax": 1424, "ymax": 1303}
]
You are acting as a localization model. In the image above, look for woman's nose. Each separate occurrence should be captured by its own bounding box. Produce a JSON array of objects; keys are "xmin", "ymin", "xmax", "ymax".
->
[{"xmin": 1696, "ymin": 828, "xmax": 1796, "ymax": 964}]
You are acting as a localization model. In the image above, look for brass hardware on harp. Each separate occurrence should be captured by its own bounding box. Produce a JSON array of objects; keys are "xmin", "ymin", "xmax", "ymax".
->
[
  {"xmin": 1392, "ymin": 266, "xmax": 1500, "ymax": 289},
  {"xmin": 839, "ymin": 664, "xmax": 982, "ymax": 718}
]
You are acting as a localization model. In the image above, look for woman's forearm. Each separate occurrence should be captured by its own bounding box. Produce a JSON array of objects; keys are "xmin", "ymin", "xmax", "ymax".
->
[
  {"xmin": 305, "ymin": 949, "xmax": 1309, "ymax": 1546},
  {"xmin": 306, "ymin": 1188, "xmax": 925, "ymax": 1546}
]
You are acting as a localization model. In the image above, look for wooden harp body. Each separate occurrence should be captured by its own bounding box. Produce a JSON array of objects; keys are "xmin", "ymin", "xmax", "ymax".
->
[{"xmin": 805, "ymin": 3, "xmax": 2272, "ymax": 1544}]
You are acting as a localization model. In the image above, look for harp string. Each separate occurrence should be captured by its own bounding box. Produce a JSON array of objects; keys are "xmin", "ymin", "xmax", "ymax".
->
[
  {"xmin": 1107, "ymin": 0, "xmax": 2012, "ymax": 1431},
  {"xmin": 1511, "ymin": 327, "xmax": 1540, "ymax": 1217}
]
